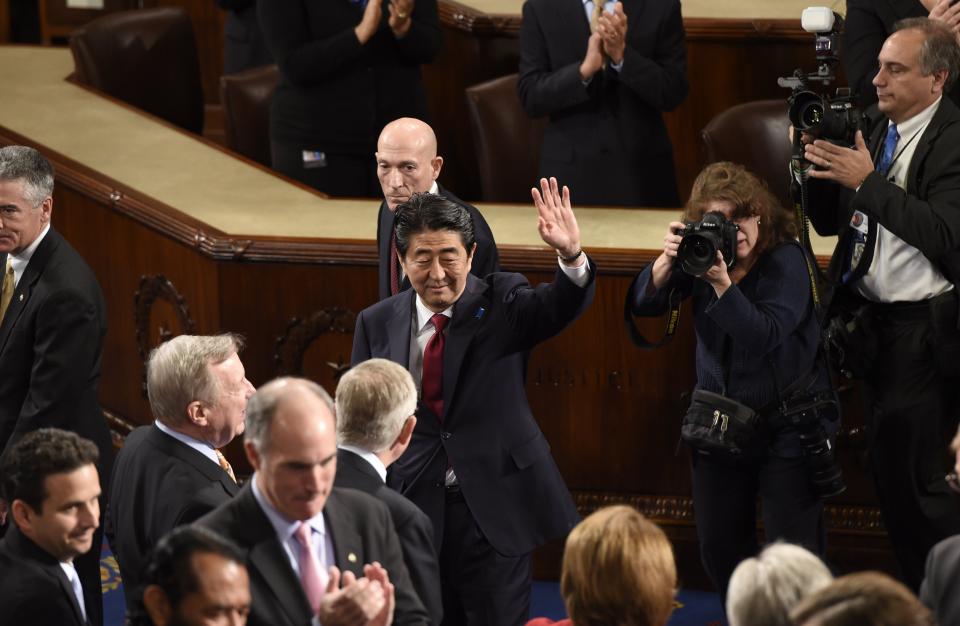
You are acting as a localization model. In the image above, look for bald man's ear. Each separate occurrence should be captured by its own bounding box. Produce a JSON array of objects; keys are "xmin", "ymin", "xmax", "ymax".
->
[
  {"xmin": 431, "ymin": 156, "xmax": 444, "ymax": 181},
  {"xmin": 143, "ymin": 585, "xmax": 173, "ymax": 626}
]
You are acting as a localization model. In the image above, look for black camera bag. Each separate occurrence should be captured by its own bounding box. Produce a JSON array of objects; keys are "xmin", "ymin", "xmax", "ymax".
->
[{"xmin": 681, "ymin": 389, "xmax": 765, "ymax": 457}]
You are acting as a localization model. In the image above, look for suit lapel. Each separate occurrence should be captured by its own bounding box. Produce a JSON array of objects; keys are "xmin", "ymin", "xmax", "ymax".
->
[
  {"xmin": 237, "ymin": 486, "xmax": 313, "ymax": 625},
  {"xmin": 563, "ymin": 0, "xmax": 591, "ymax": 45},
  {"xmin": 0, "ymin": 228, "xmax": 60, "ymax": 354},
  {"xmin": 4, "ymin": 526, "xmax": 86, "ymax": 625},
  {"xmin": 148, "ymin": 426, "xmax": 240, "ymax": 496},
  {"xmin": 324, "ymin": 490, "xmax": 365, "ymax": 578},
  {"xmin": 441, "ymin": 275, "xmax": 489, "ymax": 422},
  {"xmin": 387, "ymin": 291, "xmax": 415, "ymax": 366}
]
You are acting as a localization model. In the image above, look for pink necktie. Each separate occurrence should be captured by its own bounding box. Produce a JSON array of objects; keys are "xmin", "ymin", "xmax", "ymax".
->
[
  {"xmin": 422, "ymin": 313, "xmax": 448, "ymax": 421},
  {"xmin": 294, "ymin": 522, "xmax": 325, "ymax": 613}
]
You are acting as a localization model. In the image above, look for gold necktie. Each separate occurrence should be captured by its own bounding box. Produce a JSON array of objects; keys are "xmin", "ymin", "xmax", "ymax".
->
[
  {"xmin": 215, "ymin": 449, "xmax": 237, "ymax": 483},
  {"xmin": 0, "ymin": 259, "xmax": 14, "ymax": 323},
  {"xmin": 590, "ymin": 0, "xmax": 604, "ymax": 33}
]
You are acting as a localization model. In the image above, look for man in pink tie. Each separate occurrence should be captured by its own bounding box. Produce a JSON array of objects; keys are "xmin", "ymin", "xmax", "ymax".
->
[
  {"xmin": 197, "ymin": 377, "xmax": 429, "ymax": 626},
  {"xmin": 352, "ymin": 178, "xmax": 595, "ymax": 625}
]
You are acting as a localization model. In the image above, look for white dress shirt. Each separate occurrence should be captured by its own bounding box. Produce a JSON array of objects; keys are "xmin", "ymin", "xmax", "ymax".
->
[
  {"xmin": 154, "ymin": 419, "xmax": 220, "ymax": 466},
  {"xmin": 856, "ymin": 97, "xmax": 953, "ymax": 302},
  {"xmin": 338, "ymin": 444, "xmax": 387, "ymax": 483},
  {"xmin": 60, "ymin": 560, "xmax": 87, "ymax": 622},
  {"xmin": 8, "ymin": 222, "xmax": 49, "ymax": 287}
]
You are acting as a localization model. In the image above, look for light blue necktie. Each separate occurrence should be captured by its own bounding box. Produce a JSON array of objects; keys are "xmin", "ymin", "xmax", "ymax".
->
[{"xmin": 842, "ymin": 123, "xmax": 899, "ymax": 283}]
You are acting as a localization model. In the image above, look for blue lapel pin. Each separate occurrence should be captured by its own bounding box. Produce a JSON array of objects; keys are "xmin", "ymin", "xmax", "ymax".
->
[{"xmin": 474, "ymin": 307, "xmax": 485, "ymax": 320}]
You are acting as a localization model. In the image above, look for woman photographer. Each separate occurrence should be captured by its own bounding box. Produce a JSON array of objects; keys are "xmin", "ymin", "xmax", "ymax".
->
[{"xmin": 625, "ymin": 161, "xmax": 838, "ymax": 602}]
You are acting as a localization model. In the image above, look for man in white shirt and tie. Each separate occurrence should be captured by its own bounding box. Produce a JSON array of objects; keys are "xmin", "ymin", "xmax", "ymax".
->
[
  {"xmin": 197, "ymin": 376, "xmax": 429, "ymax": 626},
  {"xmin": 0, "ymin": 428, "xmax": 102, "ymax": 626},
  {"xmin": 804, "ymin": 17, "xmax": 960, "ymax": 589},
  {"xmin": 107, "ymin": 333, "xmax": 255, "ymax": 608}
]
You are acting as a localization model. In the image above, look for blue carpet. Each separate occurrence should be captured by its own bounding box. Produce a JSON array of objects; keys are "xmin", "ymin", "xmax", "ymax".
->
[{"xmin": 102, "ymin": 545, "xmax": 726, "ymax": 626}]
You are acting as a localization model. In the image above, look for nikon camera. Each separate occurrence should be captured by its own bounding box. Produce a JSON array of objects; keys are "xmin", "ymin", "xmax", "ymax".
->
[{"xmin": 676, "ymin": 212, "xmax": 739, "ymax": 276}]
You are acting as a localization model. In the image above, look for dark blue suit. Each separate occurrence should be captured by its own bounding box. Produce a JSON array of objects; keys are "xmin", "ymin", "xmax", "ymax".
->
[{"xmin": 352, "ymin": 265, "xmax": 593, "ymax": 624}]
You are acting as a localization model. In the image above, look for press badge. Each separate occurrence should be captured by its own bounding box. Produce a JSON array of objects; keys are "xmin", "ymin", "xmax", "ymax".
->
[
  {"xmin": 849, "ymin": 210, "xmax": 868, "ymax": 235},
  {"xmin": 302, "ymin": 150, "xmax": 327, "ymax": 169}
]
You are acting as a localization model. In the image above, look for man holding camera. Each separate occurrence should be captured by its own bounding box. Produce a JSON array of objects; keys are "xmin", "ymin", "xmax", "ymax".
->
[{"xmin": 803, "ymin": 17, "xmax": 960, "ymax": 589}]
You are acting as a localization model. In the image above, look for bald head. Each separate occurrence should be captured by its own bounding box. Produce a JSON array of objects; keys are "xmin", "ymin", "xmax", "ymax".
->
[{"xmin": 376, "ymin": 117, "xmax": 444, "ymax": 210}]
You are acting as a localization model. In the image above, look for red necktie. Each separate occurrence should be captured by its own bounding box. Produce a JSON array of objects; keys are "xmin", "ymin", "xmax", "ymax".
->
[
  {"xmin": 422, "ymin": 313, "xmax": 448, "ymax": 420},
  {"xmin": 389, "ymin": 227, "xmax": 400, "ymax": 296}
]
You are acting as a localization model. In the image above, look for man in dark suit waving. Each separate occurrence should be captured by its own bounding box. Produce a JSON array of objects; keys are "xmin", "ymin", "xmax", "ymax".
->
[
  {"xmin": 335, "ymin": 357, "xmax": 442, "ymax": 625},
  {"xmin": 352, "ymin": 179, "xmax": 593, "ymax": 625},
  {"xmin": 197, "ymin": 376, "xmax": 429, "ymax": 626},
  {"xmin": 0, "ymin": 145, "xmax": 110, "ymax": 626},
  {"xmin": 0, "ymin": 428, "xmax": 102, "ymax": 626},
  {"xmin": 375, "ymin": 117, "xmax": 499, "ymax": 300},
  {"xmin": 107, "ymin": 333, "xmax": 255, "ymax": 607}
]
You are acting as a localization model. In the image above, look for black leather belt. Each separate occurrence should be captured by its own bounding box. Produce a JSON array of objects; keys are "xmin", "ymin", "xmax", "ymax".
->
[{"xmin": 866, "ymin": 289, "xmax": 958, "ymax": 323}]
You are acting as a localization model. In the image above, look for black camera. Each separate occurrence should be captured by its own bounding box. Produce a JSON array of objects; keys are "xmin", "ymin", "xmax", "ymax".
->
[
  {"xmin": 780, "ymin": 8, "xmax": 863, "ymax": 150},
  {"xmin": 676, "ymin": 211, "xmax": 739, "ymax": 276},
  {"xmin": 782, "ymin": 398, "xmax": 846, "ymax": 498}
]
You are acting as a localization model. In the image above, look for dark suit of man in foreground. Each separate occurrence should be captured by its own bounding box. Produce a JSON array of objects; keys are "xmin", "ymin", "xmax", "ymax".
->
[
  {"xmin": 197, "ymin": 377, "xmax": 429, "ymax": 626},
  {"xmin": 375, "ymin": 118, "xmax": 499, "ymax": 300},
  {"xmin": 352, "ymin": 182, "xmax": 593, "ymax": 625},
  {"xmin": 518, "ymin": 0, "xmax": 688, "ymax": 207},
  {"xmin": 0, "ymin": 145, "xmax": 110, "ymax": 626},
  {"xmin": 0, "ymin": 429, "xmax": 102, "ymax": 626},
  {"xmin": 335, "ymin": 358, "xmax": 442, "ymax": 625},
  {"xmin": 803, "ymin": 18, "xmax": 960, "ymax": 589},
  {"xmin": 107, "ymin": 333, "xmax": 255, "ymax": 607}
]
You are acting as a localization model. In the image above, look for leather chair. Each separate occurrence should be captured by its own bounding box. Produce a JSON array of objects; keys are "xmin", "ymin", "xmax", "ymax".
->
[
  {"xmin": 700, "ymin": 99, "xmax": 794, "ymax": 209},
  {"xmin": 69, "ymin": 7, "xmax": 204, "ymax": 134},
  {"xmin": 220, "ymin": 64, "xmax": 279, "ymax": 167},
  {"xmin": 465, "ymin": 73, "xmax": 547, "ymax": 203}
]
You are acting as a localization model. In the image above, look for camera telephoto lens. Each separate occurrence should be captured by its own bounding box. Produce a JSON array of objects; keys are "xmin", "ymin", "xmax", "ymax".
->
[
  {"xmin": 678, "ymin": 235, "xmax": 717, "ymax": 276},
  {"xmin": 798, "ymin": 420, "xmax": 846, "ymax": 498}
]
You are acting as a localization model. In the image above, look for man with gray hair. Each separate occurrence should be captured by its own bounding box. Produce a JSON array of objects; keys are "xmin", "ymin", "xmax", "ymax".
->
[
  {"xmin": 335, "ymin": 358, "xmax": 442, "ymax": 625},
  {"xmin": 803, "ymin": 17, "xmax": 960, "ymax": 588},
  {"xmin": 0, "ymin": 145, "xmax": 110, "ymax": 626},
  {"xmin": 196, "ymin": 376, "xmax": 429, "ymax": 626},
  {"xmin": 107, "ymin": 333, "xmax": 254, "ymax": 608}
]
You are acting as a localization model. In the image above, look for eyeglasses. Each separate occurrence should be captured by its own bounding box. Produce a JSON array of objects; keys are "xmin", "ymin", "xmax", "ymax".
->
[{"xmin": 946, "ymin": 472, "xmax": 960, "ymax": 494}]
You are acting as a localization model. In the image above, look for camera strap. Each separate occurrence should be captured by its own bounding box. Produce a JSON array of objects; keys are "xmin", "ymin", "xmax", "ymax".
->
[{"xmin": 623, "ymin": 280, "xmax": 682, "ymax": 349}]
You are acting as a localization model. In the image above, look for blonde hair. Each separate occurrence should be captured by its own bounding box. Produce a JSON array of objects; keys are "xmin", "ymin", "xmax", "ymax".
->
[
  {"xmin": 335, "ymin": 359, "xmax": 417, "ymax": 452},
  {"xmin": 561, "ymin": 506, "xmax": 677, "ymax": 626},
  {"xmin": 790, "ymin": 571, "xmax": 934, "ymax": 626}
]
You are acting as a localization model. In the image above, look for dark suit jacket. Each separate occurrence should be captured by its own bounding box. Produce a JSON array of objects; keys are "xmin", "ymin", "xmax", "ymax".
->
[
  {"xmin": 0, "ymin": 228, "xmax": 111, "ymax": 467},
  {"xmin": 196, "ymin": 483, "xmax": 429, "ymax": 626},
  {"xmin": 216, "ymin": 0, "xmax": 273, "ymax": 74},
  {"xmin": 259, "ymin": 0, "xmax": 440, "ymax": 153},
  {"xmin": 106, "ymin": 424, "xmax": 239, "ymax": 607},
  {"xmin": 807, "ymin": 97, "xmax": 960, "ymax": 302},
  {"xmin": 920, "ymin": 534, "xmax": 960, "ymax": 625},
  {"xmin": 334, "ymin": 449, "xmax": 442, "ymax": 625},
  {"xmin": 518, "ymin": 0, "xmax": 687, "ymax": 207},
  {"xmin": 0, "ymin": 227, "xmax": 109, "ymax": 626},
  {"xmin": 352, "ymin": 265, "xmax": 593, "ymax": 556},
  {"xmin": 0, "ymin": 525, "xmax": 88, "ymax": 626},
  {"xmin": 376, "ymin": 186, "xmax": 501, "ymax": 300},
  {"xmin": 844, "ymin": 0, "xmax": 960, "ymax": 109}
]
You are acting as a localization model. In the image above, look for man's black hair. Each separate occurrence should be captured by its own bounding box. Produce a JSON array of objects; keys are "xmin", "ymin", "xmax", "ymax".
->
[
  {"xmin": 394, "ymin": 192, "xmax": 476, "ymax": 257},
  {"xmin": 127, "ymin": 525, "xmax": 246, "ymax": 626},
  {"xmin": 0, "ymin": 428, "xmax": 99, "ymax": 513}
]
